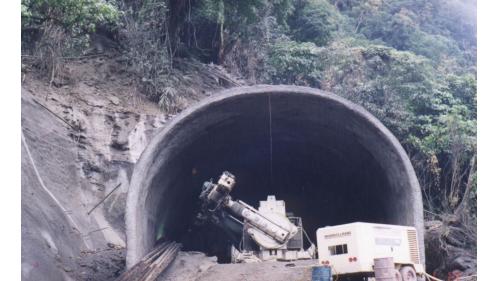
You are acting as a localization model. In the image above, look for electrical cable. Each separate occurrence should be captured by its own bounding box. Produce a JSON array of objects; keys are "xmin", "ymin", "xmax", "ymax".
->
[
  {"xmin": 423, "ymin": 271, "xmax": 476, "ymax": 281},
  {"xmin": 424, "ymin": 272, "xmax": 444, "ymax": 281},
  {"xmin": 267, "ymin": 93, "xmax": 274, "ymax": 191},
  {"xmin": 330, "ymin": 262, "xmax": 339, "ymax": 281}
]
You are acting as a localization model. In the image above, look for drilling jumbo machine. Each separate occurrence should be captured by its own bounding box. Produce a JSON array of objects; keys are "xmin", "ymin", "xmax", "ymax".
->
[{"xmin": 198, "ymin": 171, "xmax": 316, "ymax": 262}]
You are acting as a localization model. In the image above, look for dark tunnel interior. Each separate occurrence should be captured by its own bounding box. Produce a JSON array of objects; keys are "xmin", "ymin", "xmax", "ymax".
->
[{"xmin": 143, "ymin": 92, "xmax": 411, "ymax": 263}]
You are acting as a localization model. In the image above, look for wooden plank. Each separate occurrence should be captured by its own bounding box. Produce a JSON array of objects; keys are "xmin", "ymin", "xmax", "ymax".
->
[{"xmin": 116, "ymin": 241, "xmax": 181, "ymax": 281}]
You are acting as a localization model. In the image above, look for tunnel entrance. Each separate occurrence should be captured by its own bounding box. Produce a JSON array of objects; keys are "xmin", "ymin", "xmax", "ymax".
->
[{"xmin": 126, "ymin": 85, "xmax": 424, "ymax": 267}]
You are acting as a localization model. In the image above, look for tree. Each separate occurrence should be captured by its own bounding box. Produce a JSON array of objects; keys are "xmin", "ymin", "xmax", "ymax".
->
[{"xmin": 288, "ymin": 0, "xmax": 348, "ymax": 46}]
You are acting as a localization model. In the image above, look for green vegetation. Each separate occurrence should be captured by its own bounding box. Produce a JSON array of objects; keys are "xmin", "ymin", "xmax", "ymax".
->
[
  {"xmin": 21, "ymin": 0, "xmax": 119, "ymax": 32},
  {"xmin": 21, "ymin": 0, "xmax": 477, "ymax": 225},
  {"xmin": 266, "ymin": 38, "xmax": 323, "ymax": 86},
  {"xmin": 22, "ymin": 0, "xmax": 119, "ymax": 49},
  {"xmin": 288, "ymin": 0, "xmax": 348, "ymax": 46}
]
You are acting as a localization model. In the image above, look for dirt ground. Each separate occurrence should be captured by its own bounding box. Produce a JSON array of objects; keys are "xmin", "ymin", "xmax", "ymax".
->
[{"xmin": 158, "ymin": 251, "xmax": 317, "ymax": 281}]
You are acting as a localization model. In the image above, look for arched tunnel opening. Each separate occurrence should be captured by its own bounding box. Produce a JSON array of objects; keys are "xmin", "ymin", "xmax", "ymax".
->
[{"xmin": 125, "ymin": 85, "xmax": 424, "ymax": 267}]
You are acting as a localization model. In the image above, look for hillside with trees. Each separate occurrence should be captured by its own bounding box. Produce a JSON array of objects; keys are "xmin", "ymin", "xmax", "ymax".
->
[{"xmin": 21, "ymin": 0, "xmax": 476, "ymax": 278}]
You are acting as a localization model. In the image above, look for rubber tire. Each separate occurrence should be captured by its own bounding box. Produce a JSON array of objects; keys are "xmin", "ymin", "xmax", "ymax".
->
[
  {"xmin": 394, "ymin": 270, "xmax": 403, "ymax": 281},
  {"xmin": 399, "ymin": 266, "xmax": 417, "ymax": 281}
]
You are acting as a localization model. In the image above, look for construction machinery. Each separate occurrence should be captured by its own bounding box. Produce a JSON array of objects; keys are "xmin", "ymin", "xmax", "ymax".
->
[
  {"xmin": 316, "ymin": 222, "xmax": 424, "ymax": 281},
  {"xmin": 198, "ymin": 171, "xmax": 315, "ymax": 262}
]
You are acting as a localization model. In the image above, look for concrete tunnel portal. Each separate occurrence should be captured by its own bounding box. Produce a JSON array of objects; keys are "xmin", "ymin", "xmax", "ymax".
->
[{"xmin": 125, "ymin": 85, "xmax": 424, "ymax": 267}]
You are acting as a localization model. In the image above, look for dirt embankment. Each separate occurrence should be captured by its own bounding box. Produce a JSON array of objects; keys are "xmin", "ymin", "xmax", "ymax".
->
[{"xmin": 21, "ymin": 55, "xmax": 239, "ymax": 281}]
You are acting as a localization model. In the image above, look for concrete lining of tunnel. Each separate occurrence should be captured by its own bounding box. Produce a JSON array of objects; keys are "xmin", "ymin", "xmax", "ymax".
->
[{"xmin": 125, "ymin": 85, "xmax": 424, "ymax": 268}]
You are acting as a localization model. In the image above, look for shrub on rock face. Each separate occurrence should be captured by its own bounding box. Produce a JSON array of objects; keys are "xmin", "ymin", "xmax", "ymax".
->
[{"xmin": 265, "ymin": 38, "xmax": 323, "ymax": 87}]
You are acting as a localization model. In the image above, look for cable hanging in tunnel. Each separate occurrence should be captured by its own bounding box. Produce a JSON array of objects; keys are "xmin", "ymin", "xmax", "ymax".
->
[{"xmin": 268, "ymin": 93, "xmax": 274, "ymax": 192}]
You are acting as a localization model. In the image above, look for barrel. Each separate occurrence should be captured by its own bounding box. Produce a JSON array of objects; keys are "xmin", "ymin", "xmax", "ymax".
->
[
  {"xmin": 312, "ymin": 266, "xmax": 332, "ymax": 281},
  {"xmin": 373, "ymin": 257, "xmax": 397, "ymax": 281}
]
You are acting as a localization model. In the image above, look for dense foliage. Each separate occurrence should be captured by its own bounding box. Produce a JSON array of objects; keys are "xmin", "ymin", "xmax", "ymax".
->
[
  {"xmin": 21, "ymin": 0, "xmax": 119, "ymax": 32},
  {"xmin": 288, "ymin": 0, "xmax": 348, "ymax": 46},
  {"xmin": 22, "ymin": 0, "xmax": 477, "ymax": 226},
  {"xmin": 22, "ymin": 0, "xmax": 119, "ymax": 51}
]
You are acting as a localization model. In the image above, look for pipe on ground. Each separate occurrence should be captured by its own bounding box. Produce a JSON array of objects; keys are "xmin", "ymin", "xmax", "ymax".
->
[{"xmin": 126, "ymin": 85, "xmax": 424, "ymax": 267}]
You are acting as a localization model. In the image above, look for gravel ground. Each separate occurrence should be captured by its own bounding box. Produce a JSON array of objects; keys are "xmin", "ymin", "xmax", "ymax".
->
[{"xmin": 159, "ymin": 251, "xmax": 317, "ymax": 281}]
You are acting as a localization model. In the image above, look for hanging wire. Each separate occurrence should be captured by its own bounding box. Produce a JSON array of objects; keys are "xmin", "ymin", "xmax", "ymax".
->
[{"xmin": 267, "ymin": 94, "xmax": 274, "ymax": 192}]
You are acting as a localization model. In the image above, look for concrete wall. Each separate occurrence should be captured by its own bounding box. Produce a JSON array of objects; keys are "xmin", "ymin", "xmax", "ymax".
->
[{"xmin": 126, "ymin": 85, "xmax": 424, "ymax": 267}]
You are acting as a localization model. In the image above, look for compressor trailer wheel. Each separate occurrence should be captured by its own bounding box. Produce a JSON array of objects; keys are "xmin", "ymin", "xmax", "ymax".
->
[{"xmin": 399, "ymin": 266, "xmax": 417, "ymax": 281}]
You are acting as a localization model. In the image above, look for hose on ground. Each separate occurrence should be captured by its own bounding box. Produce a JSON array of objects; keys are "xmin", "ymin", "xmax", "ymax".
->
[{"xmin": 424, "ymin": 271, "xmax": 477, "ymax": 281}]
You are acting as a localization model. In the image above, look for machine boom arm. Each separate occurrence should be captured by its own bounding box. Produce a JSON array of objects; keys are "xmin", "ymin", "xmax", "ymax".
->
[
  {"xmin": 226, "ymin": 199, "xmax": 296, "ymax": 244},
  {"xmin": 199, "ymin": 171, "xmax": 298, "ymax": 249}
]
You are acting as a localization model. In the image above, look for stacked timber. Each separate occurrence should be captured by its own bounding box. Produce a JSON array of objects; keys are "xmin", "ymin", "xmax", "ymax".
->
[{"xmin": 116, "ymin": 242, "xmax": 181, "ymax": 281}]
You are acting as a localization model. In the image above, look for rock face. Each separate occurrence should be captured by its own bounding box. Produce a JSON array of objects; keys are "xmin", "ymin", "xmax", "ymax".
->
[
  {"xmin": 22, "ymin": 126, "xmax": 87, "ymax": 281},
  {"xmin": 21, "ymin": 87, "xmax": 166, "ymax": 280},
  {"xmin": 425, "ymin": 220, "xmax": 477, "ymax": 279},
  {"xmin": 21, "ymin": 56, "xmax": 233, "ymax": 280}
]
